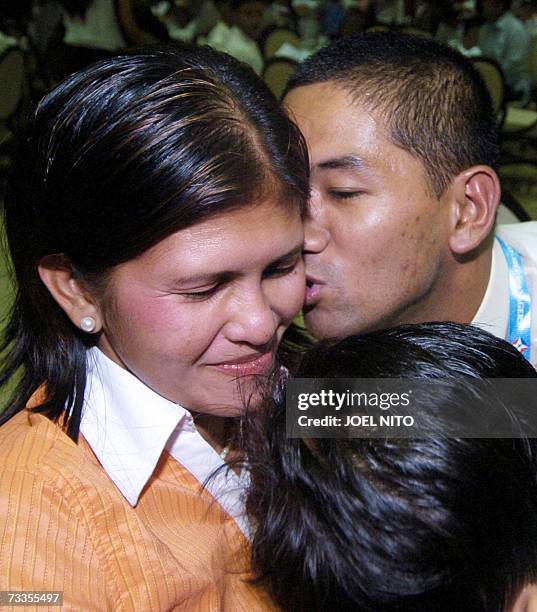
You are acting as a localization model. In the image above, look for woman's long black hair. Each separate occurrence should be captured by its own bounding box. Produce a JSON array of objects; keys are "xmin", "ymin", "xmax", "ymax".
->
[{"xmin": 0, "ymin": 44, "xmax": 309, "ymax": 440}]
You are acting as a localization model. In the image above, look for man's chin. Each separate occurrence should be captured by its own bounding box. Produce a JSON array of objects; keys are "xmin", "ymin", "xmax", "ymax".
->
[
  {"xmin": 304, "ymin": 306, "xmax": 373, "ymax": 340},
  {"xmin": 304, "ymin": 308, "xmax": 345, "ymax": 341}
]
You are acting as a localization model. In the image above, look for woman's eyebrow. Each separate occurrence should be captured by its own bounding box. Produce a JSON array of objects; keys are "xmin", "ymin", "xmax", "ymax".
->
[
  {"xmin": 167, "ymin": 244, "xmax": 303, "ymax": 287},
  {"xmin": 168, "ymin": 271, "xmax": 233, "ymax": 288},
  {"xmin": 268, "ymin": 244, "xmax": 304, "ymax": 266}
]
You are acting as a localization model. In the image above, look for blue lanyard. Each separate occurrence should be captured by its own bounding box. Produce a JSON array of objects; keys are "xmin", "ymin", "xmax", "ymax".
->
[{"xmin": 496, "ymin": 236, "xmax": 532, "ymax": 362}]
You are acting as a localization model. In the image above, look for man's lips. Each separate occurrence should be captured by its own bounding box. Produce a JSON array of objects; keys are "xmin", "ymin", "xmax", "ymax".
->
[
  {"xmin": 209, "ymin": 351, "xmax": 274, "ymax": 376},
  {"xmin": 305, "ymin": 276, "xmax": 324, "ymax": 307}
]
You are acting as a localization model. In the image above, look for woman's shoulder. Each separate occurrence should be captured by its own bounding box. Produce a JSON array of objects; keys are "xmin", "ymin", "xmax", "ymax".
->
[
  {"xmin": 0, "ymin": 410, "xmax": 77, "ymax": 471},
  {"xmin": 0, "ymin": 409, "xmax": 117, "ymax": 506}
]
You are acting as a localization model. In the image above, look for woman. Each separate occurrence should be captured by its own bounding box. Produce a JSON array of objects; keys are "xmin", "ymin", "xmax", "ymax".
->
[{"xmin": 0, "ymin": 44, "xmax": 308, "ymax": 609}]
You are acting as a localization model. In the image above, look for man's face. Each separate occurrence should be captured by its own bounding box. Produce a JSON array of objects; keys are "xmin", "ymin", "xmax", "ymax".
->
[{"xmin": 285, "ymin": 82, "xmax": 454, "ymax": 339}]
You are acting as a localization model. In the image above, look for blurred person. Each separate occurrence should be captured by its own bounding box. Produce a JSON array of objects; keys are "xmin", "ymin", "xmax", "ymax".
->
[
  {"xmin": 340, "ymin": 0, "xmax": 375, "ymax": 37},
  {"xmin": 115, "ymin": 0, "xmax": 170, "ymax": 45},
  {"xmin": 204, "ymin": 0, "xmax": 266, "ymax": 74},
  {"xmin": 293, "ymin": 0, "xmax": 322, "ymax": 45},
  {"xmin": 0, "ymin": 0, "xmax": 32, "ymax": 52},
  {"xmin": 514, "ymin": 0, "xmax": 537, "ymax": 38},
  {"xmin": 263, "ymin": 0, "xmax": 297, "ymax": 28},
  {"xmin": 28, "ymin": 0, "xmax": 63, "ymax": 59},
  {"xmin": 463, "ymin": 14, "xmax": 486, "ymax": 51},
  {"xmin": 413, "ymin": 0, "xmax": 459, "ymax": 35},
  {"xmin": 58, "ymin": 0, "xmax": 125, "ymax": 75},
  {"xmin": 151, "ymin": 0, "xmax": 199, "ymax": 42},
  {"xmin": 0, "ymin": 25, "xmax": 18, "ymax": 54},
  {"xmin": 0, "ymin": 44, "xmax": 308, "ymax": 609},
  {"xmin": 0, "ymin": 0, "xmax": 32, "ymax": 35},
  {"xmin": 479, "ymin": 0, "xmax": 532, "ymax": 102},
  {"xmin": 375, "ymin": 0, "xmax": 406, "ymax": 25},
  {"xmin": 435, "ymin": 15, "xmax": 484, "ymax": 57},
  {"xmin": 245, "ymin": 322, "xmax": 537, "ymax": 611},
  {"xmin": 320, "ymin": 0, "xmax": 346, "ymax": 38},
  {"xmin": 283, "ymin": 33, "xmax": 537, "ymax": 365}
]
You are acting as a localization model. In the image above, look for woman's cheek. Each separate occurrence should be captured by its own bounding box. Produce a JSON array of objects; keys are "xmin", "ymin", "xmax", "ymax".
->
[{"xmin": 280, "ymin": 265, "xmax": 307, "ymax": 322}]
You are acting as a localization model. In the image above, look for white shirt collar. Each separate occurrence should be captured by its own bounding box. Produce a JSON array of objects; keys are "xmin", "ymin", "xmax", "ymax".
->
[
  {"xmin": 80, "ymin": 347, "xmax": 250, "ymax": 537},
  {"xmin": 472, "ymin": 237, "xmax": 509, "ymax": 340}
]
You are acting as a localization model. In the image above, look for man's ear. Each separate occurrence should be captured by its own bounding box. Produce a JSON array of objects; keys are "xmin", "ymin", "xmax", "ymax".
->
[
  {"xmin": 509, "ymin": 584, "xmax": 537, "ymax": 612},
  {"xmin": 447, "ymin": 165, "xmax": 500, "ymax": 255},
  {"xmin": 38, "ymin": 254, "xmax": 102, "ymax": 333}
]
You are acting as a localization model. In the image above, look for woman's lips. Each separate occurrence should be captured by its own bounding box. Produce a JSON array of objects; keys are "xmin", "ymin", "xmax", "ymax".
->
[{"xmin": 210, "ymin": 351, "xmax": 274, "ymax": 377}]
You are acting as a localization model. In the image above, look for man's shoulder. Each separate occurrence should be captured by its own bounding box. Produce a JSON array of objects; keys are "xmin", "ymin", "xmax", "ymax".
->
[
  {"xmin": 496, "ymin": 222, "xmax": 537, "ymax": 279},
  {"xmin": 496, "ymin": 221, "xmax": 537, "ymax": 249}
]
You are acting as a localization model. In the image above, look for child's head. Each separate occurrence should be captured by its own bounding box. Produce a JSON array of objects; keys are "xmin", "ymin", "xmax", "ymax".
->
[{"xmin": 246, "ymin": 323, "xmax": 537, "ymax": 612}]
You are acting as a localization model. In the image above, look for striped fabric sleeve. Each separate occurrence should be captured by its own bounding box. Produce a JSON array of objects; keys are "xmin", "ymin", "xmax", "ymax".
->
[{"xmin": 0, "ymin": 467, "xmax": 112, "ymax": 611}]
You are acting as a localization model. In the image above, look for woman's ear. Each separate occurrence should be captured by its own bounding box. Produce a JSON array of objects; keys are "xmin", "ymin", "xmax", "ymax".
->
[
  {"xmin": 448, "ymin": 165, "xmax": 500, "ymax": 255},
  {"xmin": 38, "ymin": 254, "xmax": 102, "ymax": 333}
]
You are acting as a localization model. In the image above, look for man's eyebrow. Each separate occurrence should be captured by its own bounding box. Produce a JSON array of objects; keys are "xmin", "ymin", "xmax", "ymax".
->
[{"xmin": 316, "ymin": 155, "xmax": 367, "ymax": 171}]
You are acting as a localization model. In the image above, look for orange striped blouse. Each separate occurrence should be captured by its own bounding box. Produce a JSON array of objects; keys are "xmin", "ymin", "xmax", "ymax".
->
[{"xmin": 0, "ymin": 410, "xmax": 276, "ymax": 611}]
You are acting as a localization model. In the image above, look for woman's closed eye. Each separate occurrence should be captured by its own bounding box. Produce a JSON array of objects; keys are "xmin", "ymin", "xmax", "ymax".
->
[
  {"xmin": 179, "ymin": 284, "xmax": 221, "ymax": 300},
  {"xmin": 263, "ymin": 257, "xmax": 302, "ymax": 279}
]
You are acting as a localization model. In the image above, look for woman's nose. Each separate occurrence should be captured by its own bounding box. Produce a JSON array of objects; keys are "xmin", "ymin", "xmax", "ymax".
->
[{"xmin": 224, "ymin": 290, "xmax": 279, "ymax": 347}]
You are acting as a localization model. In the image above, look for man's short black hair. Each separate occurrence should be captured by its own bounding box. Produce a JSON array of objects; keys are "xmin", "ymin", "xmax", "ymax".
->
[{"xmin": 286, "ymin": 32, "xmax": 500, "ymax": 197}]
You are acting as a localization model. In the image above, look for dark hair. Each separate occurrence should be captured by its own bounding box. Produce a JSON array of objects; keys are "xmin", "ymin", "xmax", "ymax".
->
[
  {"xmin": 286, "ymin": 32, "xmax": 500, "ymax": 197},
  {"xmin": 245, "ymin": 322, "xmax": 537, "ymax": 612},
  {"xmin": 0, "ymin": 44, "xmax": 309, "ymax": 439}
]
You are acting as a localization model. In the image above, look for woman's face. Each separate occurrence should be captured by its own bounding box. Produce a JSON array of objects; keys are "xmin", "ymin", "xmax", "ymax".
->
[{"xmin": 96, "ymin": 201, "xmax": 305, "ymax": 415}]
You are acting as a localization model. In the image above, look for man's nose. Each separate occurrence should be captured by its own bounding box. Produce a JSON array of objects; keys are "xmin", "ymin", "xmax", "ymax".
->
[{"xmin": 304, "ymin": 191, "xmax": 330, "ymax": 254}]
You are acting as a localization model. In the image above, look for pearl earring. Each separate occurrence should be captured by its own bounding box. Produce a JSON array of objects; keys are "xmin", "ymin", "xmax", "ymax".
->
[{"xmin": 80, "ymin": 316, "xmax": 97, "ymax": 333}]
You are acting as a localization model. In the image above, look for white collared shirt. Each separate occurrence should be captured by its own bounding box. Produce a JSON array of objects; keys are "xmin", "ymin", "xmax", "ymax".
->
[
  {"xmin": 79, "ymin": 347, "xmax": 250, "ymax": 537},
  {"xmin": 472, "ymin": 237, "xmax": 509, "ymax": 339},
  {"xmin": 473, "ymin": 222, "xmax": 537, "ymax": 365}
]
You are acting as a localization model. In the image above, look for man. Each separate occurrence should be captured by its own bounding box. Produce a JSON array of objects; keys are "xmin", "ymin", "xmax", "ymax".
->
[
  {"xmin": 284, "ymin": 32, "xmax": 536, "ymax": 363},
  {"xmin": 479, "ymin": 0, "xmax": 532, "ymax": 103},
  {"xmin": 204, "ymin": 0, "xmax": 266, "ymax": 74}
]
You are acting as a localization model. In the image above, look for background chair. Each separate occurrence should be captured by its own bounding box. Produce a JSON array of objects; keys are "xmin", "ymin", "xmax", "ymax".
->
[
  {"xmin": 473, "ymin": 56, "xmax": 537, "ymax": 165},
  {"xmin": 263, "ymin": 57, "xmax": 297, "ymax": 99},
  {"xmin": 0, "ymin": 47, "xmax": 25, "ymax": 139},
  {"xmin": 262, "ymin": 27, "xmax": 301, "ymax": 60},
  {"xmin": 0, "ymin": 47, "xmax": 26, "ymax": 195},
  {"xmin": 472, "ymin": 57, "xmax": 506, "ymax": 127},
  {"xmin": 499, "ymin": 162, "xmax": 537, "ymax": 220}
]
